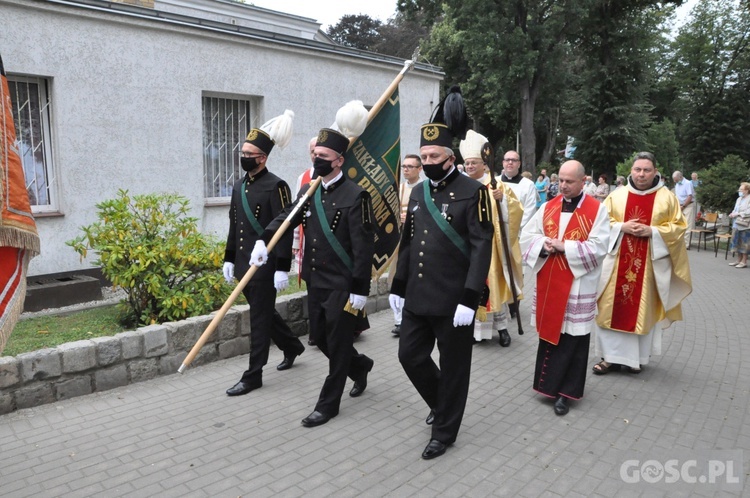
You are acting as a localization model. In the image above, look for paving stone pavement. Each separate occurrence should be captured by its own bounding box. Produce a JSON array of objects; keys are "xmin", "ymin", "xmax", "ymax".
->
[{"xmin": 0, "ymin": 249, "xmax": 747, "ymax": 497}]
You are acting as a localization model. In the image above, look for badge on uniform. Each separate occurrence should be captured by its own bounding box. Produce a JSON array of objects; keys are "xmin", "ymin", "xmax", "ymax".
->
[{"xmin": 441, "ymin": 204, "xmax": 449, "ymax": 219}]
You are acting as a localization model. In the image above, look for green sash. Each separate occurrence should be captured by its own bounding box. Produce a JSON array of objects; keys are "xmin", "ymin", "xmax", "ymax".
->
[
  {"xmin": 313, "ymin": 188, "xmax": 353, "ymax": 271},
  {"xmin": 422, "ymin": 181, "xmax": 469, "ymax": 259},
  {"xmin": 240, "ymin": 179, "xmax": 264, "ymax": 236}
]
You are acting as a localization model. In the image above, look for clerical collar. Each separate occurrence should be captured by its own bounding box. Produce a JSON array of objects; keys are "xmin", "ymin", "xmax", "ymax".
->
[
  {"xmin": 322, "ymin": 171, "xmax": 344, "ymax": 190},
  {"xmin": 245, "ymin": 167, "xmax": 268, "ymax": 183},
  {"xmin": 561, "ymin": 192, "xmax": 583, "ymax": 212},
  {"xmin": 501, "ymin": 173, "xmax": 521, "ymax": 184},
  {"xmin": 628, "ymin": 174, "xmax": 661, "ymax": 192},
  {"xmin": 430, "ymin": 166, "xmax": 457, "ymax": 188}
]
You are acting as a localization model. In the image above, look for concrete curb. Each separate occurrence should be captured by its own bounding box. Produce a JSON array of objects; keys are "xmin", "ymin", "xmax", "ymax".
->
[{"xmin": 0, "ymin": 277, "xmax": 391, "ymax": 414}]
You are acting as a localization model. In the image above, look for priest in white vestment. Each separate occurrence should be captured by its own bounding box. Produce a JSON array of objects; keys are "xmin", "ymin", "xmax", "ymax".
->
[{"xmin": 520, "ymin": 160, "xmax": 610, "ymax": 415}]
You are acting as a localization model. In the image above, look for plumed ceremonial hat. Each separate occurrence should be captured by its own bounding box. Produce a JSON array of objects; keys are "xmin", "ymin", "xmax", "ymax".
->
[
  {"xmin": 459, "ymin": 129, "xmax": 489, "ymax": 161},
  {"xmin": 420, "ymin": 85, "xmax": 468, "ymax": 148},
  {"xmin": 245, "ymin": 109, "xmax": 295, "ymax": 155},
  {"xmin": 316, "ymin": 128, "xmax": 350, "ymax": 155},
  {"xmin": 317, "ymin": 100, "xmax": 369, "ymax": 155}
]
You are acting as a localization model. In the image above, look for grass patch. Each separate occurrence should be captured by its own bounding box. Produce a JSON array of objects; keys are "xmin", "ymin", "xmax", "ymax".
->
[
  {"xmin": 3, "ymin": 277, "xmax": 308, "ymax": 358},
  {"xmin": 4, "ymin": 306, "xmax": 129, "ymax": 357}
]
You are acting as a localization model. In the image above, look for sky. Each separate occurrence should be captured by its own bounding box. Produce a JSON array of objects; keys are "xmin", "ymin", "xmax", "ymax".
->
[
  {"xmin": 248, "ymin": 0, "xmax": 699, "ymax": 32},
  {"xmin": 248, "ymin": 0, "xmax": 400, "ymax": 29}
]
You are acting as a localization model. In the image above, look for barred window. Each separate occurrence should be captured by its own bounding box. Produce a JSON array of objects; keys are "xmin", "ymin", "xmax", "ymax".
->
[
  {"xmin": 202, "ymin": 94, "xmax": 260, "ymax": 199},
  {"xmin": 7, "ymin": 75, "xmax": 57, "ymax": 212}
]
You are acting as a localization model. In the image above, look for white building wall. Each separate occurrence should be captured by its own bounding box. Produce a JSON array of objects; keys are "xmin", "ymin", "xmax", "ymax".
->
[{"xmin": 0, "ymin": 0, "xmax": 442, "ymax": 276}]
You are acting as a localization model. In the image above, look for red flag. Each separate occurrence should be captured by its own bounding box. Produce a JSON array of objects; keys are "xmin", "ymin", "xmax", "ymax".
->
[{"xmin": 1, "ymin": 54, "xmax": 40, "ymax": 354}]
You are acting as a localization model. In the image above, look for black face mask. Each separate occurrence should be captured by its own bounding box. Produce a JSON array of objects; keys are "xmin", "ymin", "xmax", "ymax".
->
[
  {"xmin": 313, "ymin": 156, "xmax": 335, "ymax": 177},
  {"xmin": 241, "ymin": 156, "xmax": 260, "ymax": 173},
  {"xmin": 422, "ymin": 157, "xmax": 450, "ymax": 181}
]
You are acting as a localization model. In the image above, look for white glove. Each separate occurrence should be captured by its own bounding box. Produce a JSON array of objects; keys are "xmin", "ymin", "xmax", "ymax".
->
[
  {"xmin": 349, "ymin": 293, "xmax": 367, "ymax": 311},
  {"xmin": 274, "ymin": 271, "xmax": 289, "ymax": 292},
  {"xmin": 222, "ymin": 262, "xmax": 234, "ymax": 283},
  {"xmin": 453, "ymin": 304, "xmax": 475, "ymax": 327},
  {"xmin": 389, "ymin": 294, "xmax": 405, "ymax": 314},
  {"xmin": 250, "ymin": 240, "xmax": 268, "ymax": 267}
]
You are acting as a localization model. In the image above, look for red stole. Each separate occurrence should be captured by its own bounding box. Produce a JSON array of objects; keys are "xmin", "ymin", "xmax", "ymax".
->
[
  {"xmin": 536, "ymin": 195, "xmax": 600, "ymax": 345},
  {"xmin": 296, "ymin": 168, "xmax": 313, "ymax": 285},
  {"xmin": 609, "ymin": 190, "xmax": 657, "ymax": 332}
]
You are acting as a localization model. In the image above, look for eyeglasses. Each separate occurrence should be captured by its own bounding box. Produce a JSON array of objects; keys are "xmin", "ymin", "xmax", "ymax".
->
[
  {"xmin": 503, "ymin": 158, "xmax": 520, "ymax": 163},
  {"xmin": 402, "ymin": 164, "xmax": 421, "ymax": 170}
]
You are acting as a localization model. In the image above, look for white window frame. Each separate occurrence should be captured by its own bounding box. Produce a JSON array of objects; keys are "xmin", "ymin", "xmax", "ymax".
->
[
  {"xmin": 202, "ymin": 93, "xmax": 262, "ymax": 201},
  {"xmin": 7, "ymin": 75, "xmax": 58, "ymax": 214}
]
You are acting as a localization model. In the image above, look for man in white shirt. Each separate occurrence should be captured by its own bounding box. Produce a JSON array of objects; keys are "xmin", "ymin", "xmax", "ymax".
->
[
  {"xmin": 500, "ymin": 150, "xmax": 536, "ymax": 229},
  {"xmin": 673, "ymin": 170, "xmax": 695, "ymax": 247}
]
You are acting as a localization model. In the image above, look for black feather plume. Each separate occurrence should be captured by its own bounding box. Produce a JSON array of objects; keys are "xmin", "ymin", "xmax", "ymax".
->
[{"xmin": 430, "ymin": 85, "xmax": 468, "ymax": 140}]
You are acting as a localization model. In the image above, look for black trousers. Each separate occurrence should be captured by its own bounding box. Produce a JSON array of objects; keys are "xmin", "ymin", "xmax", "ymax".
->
[
  {"xmin": 533, "ymin": 334, "xmax": 590, "ymax": 400},
  {"xmin": 240, "ymin": 280, "xmax": 305, "ymax": 385},
  {"xmin": 307, "ymin": 287, "xmax": 372, "ymax": 417},
  {"xmin": 398, "ymin": 309, "xmax": 474, "ymax": 445}
]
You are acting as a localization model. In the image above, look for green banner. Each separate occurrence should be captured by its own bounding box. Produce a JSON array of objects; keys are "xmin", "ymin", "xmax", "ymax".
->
[{"xmin": 343, "ymin": 88, "xmax": 401, "ymax": 276}]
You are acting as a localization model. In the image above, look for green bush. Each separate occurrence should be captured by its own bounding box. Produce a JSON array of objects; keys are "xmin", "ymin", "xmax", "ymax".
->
[
  {"xmin": 67, "ymin": 190, "xmax": 231, "ymax": 327},
  {"xmin": 697, "ymin": 155, "xmax": 750, "ymax": 214}
]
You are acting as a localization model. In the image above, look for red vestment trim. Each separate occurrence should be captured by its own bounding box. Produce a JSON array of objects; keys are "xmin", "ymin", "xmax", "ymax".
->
[
  {"xmin": 535, "ymin": 196, "xmax": 599, "ymax": 345},
  {"xmin": 609, "ymin": 190, "xmax": 657, "ymax": 332},
  {"xmin": 296, "ymin": 169, "xmax": 313, "ymax": 284}
]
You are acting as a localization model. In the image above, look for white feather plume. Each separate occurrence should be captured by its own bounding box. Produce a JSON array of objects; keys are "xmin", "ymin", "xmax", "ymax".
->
[
  {"xmin": 335, "ymin": 100, "xmax": 368, "ymax": 139},
  {"xmin": 260, "ymin": 109, "xmax": 295, "ymax": 149}
]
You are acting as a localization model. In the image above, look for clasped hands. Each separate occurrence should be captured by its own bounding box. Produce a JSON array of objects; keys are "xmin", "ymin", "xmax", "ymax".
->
[
  {"xmin": 622, "ymin": 220, "xmax": 652, "ymax": 238},
  {"xmin": 543, "ymin": 237, "xmax": 565, "ymax": 254}
]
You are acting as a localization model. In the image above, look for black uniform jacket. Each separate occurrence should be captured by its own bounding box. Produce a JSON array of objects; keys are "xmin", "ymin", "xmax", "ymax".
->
[
  {"xmin": 224, "ymin": 168, "xmax": 293, "ymax": 282},
  {"xmin": 390, "ymin": 168, "xmax": 493, "ymax": 315},
  {"xmin": 262, "ymin": 175, "xmax": 375, "ymax": 296}
]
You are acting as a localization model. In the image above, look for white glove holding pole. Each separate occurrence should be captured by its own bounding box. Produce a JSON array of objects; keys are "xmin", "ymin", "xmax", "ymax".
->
[
  {"xmin": 349, "ymin": 293, "xmax": 367, "ymax": 311},
  {"xmin": 453, "ymin": 304, "xmax": 475, "ymax": 327},
  {"xmin": 222, "ymin": 262, "xmax": 234, "ymax": 283},
  {"xmin": 274, "ymin": 271, "xmax": 289, "ymax": 292},
  {"xmin": 250, "ymin": 240, "xmax": 268, "ymax": 267},
  {"xmin": 389, "ymin": 294, "xmax": 405, "ymax": 314}
]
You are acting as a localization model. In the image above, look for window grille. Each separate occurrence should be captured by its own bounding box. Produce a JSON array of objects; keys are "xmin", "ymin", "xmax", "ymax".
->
[
  {"xmin": 202, "ymin": 95, "xmax": 259, "ymax": 198},
  {"xmin": 7, "ymin": 76, "xmax": 56, "ymax": 212}
]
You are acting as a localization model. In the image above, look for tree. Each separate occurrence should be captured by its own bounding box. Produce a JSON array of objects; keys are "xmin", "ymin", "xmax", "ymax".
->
[
  {"xmin": 645, "ymin": 118, "xmax": 681, "ymax": 179},
  {"xmin": 326, "ymin": 14, "xmax": 383, "ymax": 50},
  {"xmin": 697, "ymin": 155, "xmax": 750, "ymax": 213},
  {"xmin": 413, "ymin": 0, "xmax": 586, "ymax": 174},
  {"xmin": 371, "ymin": 12, "xmax": 430, "ymax": 58},
  {"xmin": 565, "ymin": 2, "xmax": 677, "ymax": 178},
  {"xmin": 668, "ymin": 0, "xmax": 750, "ymax": 168}
]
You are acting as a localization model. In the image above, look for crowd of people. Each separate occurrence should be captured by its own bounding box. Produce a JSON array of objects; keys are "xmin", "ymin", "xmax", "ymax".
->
[{"xmin": 218, "ymin": 99, "xmax": 702, "ymax": 460}]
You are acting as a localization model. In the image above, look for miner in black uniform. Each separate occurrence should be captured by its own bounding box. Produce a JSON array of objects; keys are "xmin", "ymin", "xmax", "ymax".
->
[
  {"xmin": 223, "ymin": 111, "xmax": 306, "ymax": 396},
  {"xmin": 251, "ymin": 127, "xmax": 375, "ymax": 427},
  {"xmin": 389, "ymin": 112, "xmax": 494, "ymax": 459}
]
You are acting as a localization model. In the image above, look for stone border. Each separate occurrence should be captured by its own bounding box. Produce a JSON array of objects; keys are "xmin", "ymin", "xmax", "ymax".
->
[{"xmin": 0, "ymin": 277, "xmax": 392, "ymax": 414}]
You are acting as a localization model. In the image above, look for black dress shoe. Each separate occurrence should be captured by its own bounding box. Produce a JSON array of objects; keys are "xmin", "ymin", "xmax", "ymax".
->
[
  {"xmin": 554, "ymin": 395, "xmax": 569, "ymax": 416},
  {"xmin": 421, "ymin": 439, "xmax": 448, "ymax": 460},
  {"xmin": 301, "ymin": 410, "xmax": 332, "ymax": 427},
  {"xmin": 349, "ymin": 357, "xmax": 374, "ymax": 397},
  {"xmin": 226, "ymin": 380, "xmax": 261, "ymax": 396},
  {"xmin": 425, "ymin": 409, "xmax": 435, "ymax": 425},
  {"xmin": 276, "ymin": 354, "xmax": 299, "ymax": 371},
  {"xmin": 391, "ymin": 324, "xmax": 401, "ymax": 337},
  {"xmin": 498, "ymin": 329, "xmax": 511, "ymax": 347}
]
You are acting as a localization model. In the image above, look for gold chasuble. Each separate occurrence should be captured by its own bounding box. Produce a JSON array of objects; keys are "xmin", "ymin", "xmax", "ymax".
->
[
  {"xmin": 483, "ymin": 178, "xmax": 524, "ymax": 312},
  {"xmin": 535, "ymin": 195, "xmax": 600, "ymax": 345},
  {"xmin": 596, "ymin": 185, "xmax": 692, "ymax": 335}
]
